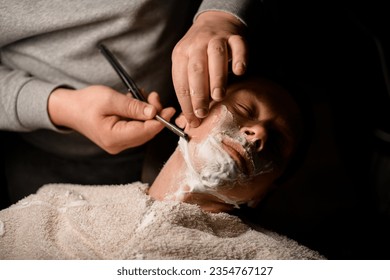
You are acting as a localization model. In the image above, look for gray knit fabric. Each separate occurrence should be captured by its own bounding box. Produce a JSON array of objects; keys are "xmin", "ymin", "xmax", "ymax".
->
[{"xmin": 0, "ymin": 0, "xmax": 254, "ymax": 156}]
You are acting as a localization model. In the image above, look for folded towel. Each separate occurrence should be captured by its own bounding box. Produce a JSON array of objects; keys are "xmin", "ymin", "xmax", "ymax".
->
[{"xmin": 0, "ymin": 182, "xmax": 324, "ymax": 259}]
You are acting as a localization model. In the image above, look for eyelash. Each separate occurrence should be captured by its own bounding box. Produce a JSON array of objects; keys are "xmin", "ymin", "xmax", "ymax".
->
[{"xmin": 236, "ymin": 103, "xmax": 255, "ymax": 119}]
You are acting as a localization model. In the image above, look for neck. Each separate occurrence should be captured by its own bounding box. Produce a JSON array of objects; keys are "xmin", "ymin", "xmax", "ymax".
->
[
  {"xmin": 148, "ymin": 147, "xmax": 235, "ymax": 212},
  {"xmin": 148, "ymin": 147, "xmax": 186, "ymax": 201}
]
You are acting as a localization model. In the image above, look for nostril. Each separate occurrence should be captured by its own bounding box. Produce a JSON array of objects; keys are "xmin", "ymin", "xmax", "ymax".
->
[{"xmin": 244, "ymin": 129, "xmax": 254, "ymax": 136}]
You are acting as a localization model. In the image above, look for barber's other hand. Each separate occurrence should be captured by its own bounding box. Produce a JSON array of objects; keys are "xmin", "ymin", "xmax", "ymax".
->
[
  {"xmin": 172, "ymin": 11, "xmax": 247, "ymax": 127},
  {"xmin": 48, "ymin": 86, "xmax": 175, "ymax": 154}
]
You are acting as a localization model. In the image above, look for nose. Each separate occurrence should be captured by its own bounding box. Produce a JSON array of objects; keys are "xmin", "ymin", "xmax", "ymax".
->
[{"xmin": 240, "ymin": 124, "xmax": 267, "ymax": 152}]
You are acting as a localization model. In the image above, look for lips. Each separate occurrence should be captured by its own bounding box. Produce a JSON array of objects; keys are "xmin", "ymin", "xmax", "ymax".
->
[{"xmin": 220, "ymin": 137, "xmax": 254, "ymax": 175}]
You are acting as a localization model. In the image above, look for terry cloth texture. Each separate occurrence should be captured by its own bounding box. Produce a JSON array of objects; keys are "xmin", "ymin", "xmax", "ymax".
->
[{"xmin": 0, "ymin": 182, "xmax": 324, "ymax": 260}]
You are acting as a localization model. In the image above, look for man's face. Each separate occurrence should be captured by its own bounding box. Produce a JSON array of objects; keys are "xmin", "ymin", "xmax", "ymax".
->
[{"xmin": 176, "ymin": 77, "xmax": 301, "ymax": 212}]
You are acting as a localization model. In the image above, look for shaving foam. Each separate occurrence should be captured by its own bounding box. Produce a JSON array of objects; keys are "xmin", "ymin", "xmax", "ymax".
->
[{"xmin": 176, "ymin": 105, "xmax": 274, "ymax": 208}]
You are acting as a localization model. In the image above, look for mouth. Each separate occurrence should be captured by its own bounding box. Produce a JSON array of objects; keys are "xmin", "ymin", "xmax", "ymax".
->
[{"xmin": 220, "ymin": 137, "xmax": 254, "ymax": 175}]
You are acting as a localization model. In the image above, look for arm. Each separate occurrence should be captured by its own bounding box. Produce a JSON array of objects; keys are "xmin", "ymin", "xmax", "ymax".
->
[
  {"xmin": 172, "ymin": 0, "xmax": 255, "ymax": 127},
  {"xmin": 0, "ymin": 64, "xmax": 175, "ymax": 154},
  {"xmin": 0, "ymin": 63, "xmax": 65, "ymax": 132}
]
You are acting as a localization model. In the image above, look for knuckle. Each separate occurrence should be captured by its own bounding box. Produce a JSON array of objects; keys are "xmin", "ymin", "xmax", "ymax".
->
[
  {"xmin": 176, "ymin": 86, "xmax": 190, "ymax": 97},
  {"xmin": 128, "ymin": 99, "xmax": 143, "ymax": 116},
  {"xmin": 189, "ymin": 61, "xmax": 205, "ymax": 75},
  {"xmin": 172, "ymin": 42, "xmax": 186, "ymax": 58},
  {"xmin": 230, "ymin": 34, "xmax": 245, "ymax": 42},
  {"xmin": 190, "ymin": 89, "xmax": 204, "ymax": 98},
  {"xmin": 208, "ymin": 39, "xmax": 226, "ymax": 55},
  {"xmin": 89, "ymin": 85, "xmax": 111, "ymax": 94},
  {"xmin": 88, "ymin": 85, "xmax": 115, "ymax": 104}
]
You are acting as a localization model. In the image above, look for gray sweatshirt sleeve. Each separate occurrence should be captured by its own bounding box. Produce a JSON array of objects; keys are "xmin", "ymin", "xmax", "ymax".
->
[
  {"xmin": 0, "ymin": 0, "xmax": 256, "ymax": 133},
  {"xmin": 195, "ymin": 0, "xmax": 256, "ymax": 25},
  {"xmin": 0, "ymin": 64, "xmax": 65, "ymax": 132}
]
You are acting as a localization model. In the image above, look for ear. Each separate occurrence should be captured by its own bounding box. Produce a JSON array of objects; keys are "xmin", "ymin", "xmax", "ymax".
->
[{"xmin": 175, "ymin": 113, "xmax": 188, "ymax": 129}]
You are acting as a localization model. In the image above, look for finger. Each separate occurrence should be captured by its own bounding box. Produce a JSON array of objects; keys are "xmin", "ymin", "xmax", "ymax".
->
[
  {"xmin": 109, "ymin": 119, "xmax": 165, "ymax": 150},
  {"xmin": 116, "ymin": 106, "xmax": 174, "ymax": 146},
  {"xmin": 104, "ymin": 107, "xmax": 176, "ymax": 153},
  {"xmin": 187, "ymin": 49, "xmax": 209, "ymax": 119},
  {"xmin": 147, "ymin": 91, "xmax": 163, "ymax": 112},
  {"xmin": 172, "ymin": 54, "xmax": 200, "ymax": 127},
  {"xmin": 175, "ymin": 113, "xmax": 187, "ymax": 129},
  {"xmin": 207, "ymin": 38, "xmax": 228, "ymax": 101},
  {"xmin": 159, "ymin": 107, "xmax": 176, "ymax": 122},
  {"xmin": 147, "ymin": 91, "xmax": 176, "ymax": 122},
  {"xmin": 228, "ymin": 35, "xmax": 247, "ymax": 76},
  {"xmin": 110, "ymin": 93, "xmax": 157, "ymax": 120}
]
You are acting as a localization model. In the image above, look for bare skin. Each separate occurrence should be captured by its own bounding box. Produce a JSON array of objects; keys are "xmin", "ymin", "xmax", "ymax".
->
[
  {"xmin": 48, "ymin": 86, "xmax": 175, "ymax": 154},
  {"xmin": 172, "ymin": 11, "xmax": 248, "ymax": 128},
  {"xmin": 149, "ymin": 77, "xmax": 302, "ymax": 213},
  {"xmin": 47, "ymin": 11, "xmax": 248, "ymax": 154}
]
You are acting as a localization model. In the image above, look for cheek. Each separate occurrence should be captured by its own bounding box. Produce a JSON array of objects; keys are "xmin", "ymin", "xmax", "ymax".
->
[
  {"xmin": 185, "ymin": 105, "xmax": 237, "ymax": 162},
  {"xmin": 186, "ymin": 112, "xmax": 217, "ymax": 134},
  {"xmin": 186, "ymin": 105, "xmax": 235, "ymax": 140}
]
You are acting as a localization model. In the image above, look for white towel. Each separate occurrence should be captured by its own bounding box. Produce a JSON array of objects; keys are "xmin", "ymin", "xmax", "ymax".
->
[{"xmin": 0, "ymin": 182, "xmax": 324, "ymax": 259}]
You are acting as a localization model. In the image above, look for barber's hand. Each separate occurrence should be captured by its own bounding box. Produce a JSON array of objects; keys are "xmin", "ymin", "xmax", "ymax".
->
[
  {"xmin": 172, "ymin": 11, "xmax": 247, "ymax": 127},
  {"xmin": 48, "ymin": 85, "xmax": 175, "ymax": 154}
]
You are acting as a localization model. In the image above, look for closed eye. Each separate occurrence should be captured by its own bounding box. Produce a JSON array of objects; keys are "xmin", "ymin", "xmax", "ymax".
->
[{"xmin": 235, "ymin": 103, "xmax": 257, "ymax": 120}]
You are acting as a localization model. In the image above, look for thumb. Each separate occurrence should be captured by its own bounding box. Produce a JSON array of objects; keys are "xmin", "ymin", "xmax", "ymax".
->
[{"xmin": 112, "ymin": 94, "xmax": 157, "ymax": 120}]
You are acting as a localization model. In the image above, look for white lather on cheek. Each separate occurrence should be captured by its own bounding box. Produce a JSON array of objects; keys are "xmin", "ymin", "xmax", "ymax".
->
[{"xmin": 176, "ymin": 106, "xmax": 244, "ymax": 208}]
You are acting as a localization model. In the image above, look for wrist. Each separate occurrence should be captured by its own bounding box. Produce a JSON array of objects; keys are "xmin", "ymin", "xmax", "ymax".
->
[
  {"xmin": 195, "ymin": 10, "xmax": 245, "ymax": 28},
  {"xmin": 48, "ymin": 87, "xmax": 76, "ymax": 129}
]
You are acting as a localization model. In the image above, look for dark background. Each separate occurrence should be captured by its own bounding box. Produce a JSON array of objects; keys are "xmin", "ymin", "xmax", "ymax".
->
[
  {"xmin": 243, "ymin": 0, "xmax": 390, "ymax": 259},
  {"xmin": 1, "ymin": 0, "xmax": 389, "ymax": 259}
]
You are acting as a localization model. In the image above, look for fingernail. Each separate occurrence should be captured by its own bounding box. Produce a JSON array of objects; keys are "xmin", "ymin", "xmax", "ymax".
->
[
  {"xmin": 144, "ymin": 106, "xmax": 154, "ymax": 117},
  {"xmin": 195, "ymin": 108, "xmax": 208, "ymax": 118},
  {"xmin": 212, "ymin": 88, "xmax": 225, "ymax": 101},
  {"xmin": 235, "ymin": 61, "xmax": 246, "ymax": 74}
]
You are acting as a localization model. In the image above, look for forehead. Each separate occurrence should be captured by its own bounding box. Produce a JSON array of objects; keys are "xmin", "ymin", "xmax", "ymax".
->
[
  {"xmin": 222, "ymin": 77, "xmax": 301, "ymax": 125},
  {"xmin": 225, "ymin": 77, "xmax": 291, "ymax": 107}
]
